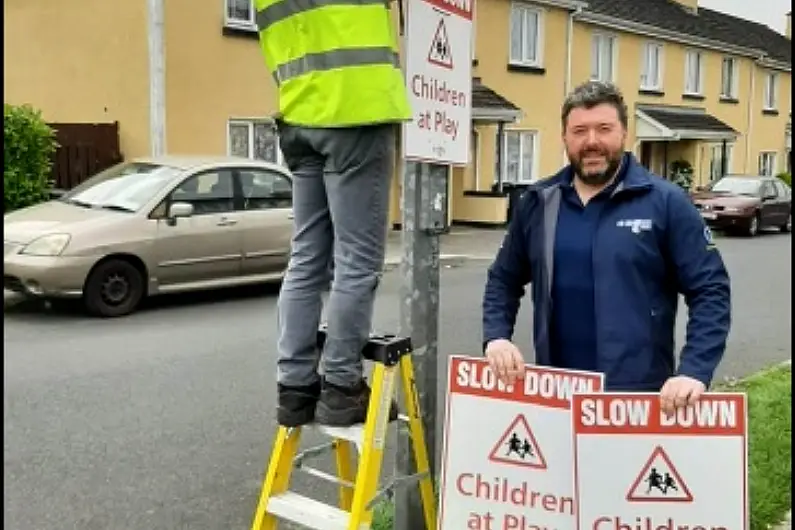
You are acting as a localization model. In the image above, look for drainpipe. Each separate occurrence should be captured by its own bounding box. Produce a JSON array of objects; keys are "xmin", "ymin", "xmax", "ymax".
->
[
  {"xmin": 147, "ymin": 0, "xmax": 167, "ymax": 156},
  {"xmin": 744, "ymin": 56, "xmax": 760, "ymax": 172},
  {"xmin": 562, "ymin": 6, "xmax": 582, "ymax": 165}
]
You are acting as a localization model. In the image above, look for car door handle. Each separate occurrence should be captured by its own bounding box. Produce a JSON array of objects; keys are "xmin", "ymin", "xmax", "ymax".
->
[{"xmin": 217, "ymin": 217, "xmax": 238, "ymax": 227}]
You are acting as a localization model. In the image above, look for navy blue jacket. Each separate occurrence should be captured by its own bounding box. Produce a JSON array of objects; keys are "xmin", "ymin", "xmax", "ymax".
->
[{"xmin": 482, "ymin": 153, "xmax": 731, "ymax": 390}]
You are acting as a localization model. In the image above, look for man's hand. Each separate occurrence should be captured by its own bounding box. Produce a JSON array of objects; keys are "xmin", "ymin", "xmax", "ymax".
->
[
  {"xmin": 485, "ymin": 339, "xmax": 525, "ymax": 386},
  {"xmin": 659, "ymin": 375, "xmax": 706, "ymax": 417}
]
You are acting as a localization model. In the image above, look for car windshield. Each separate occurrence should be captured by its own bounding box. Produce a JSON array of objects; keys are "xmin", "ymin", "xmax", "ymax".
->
[
  {"xmin": 59, "ymin": 161, "xmax": 182, "ymax": 212},
  {"xmin": 708, "ymin": 176, "xmax": 762, "ymax": 196}
]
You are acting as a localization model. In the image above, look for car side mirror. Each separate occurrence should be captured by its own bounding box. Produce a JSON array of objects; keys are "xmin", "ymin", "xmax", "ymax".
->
[
  {"xmin": 763, "ymin": 193, "xmax": 776, "ymax": 201},
  {"xmin": 166, "ymin": 202, "xmax": 193, "ymax": 225}
]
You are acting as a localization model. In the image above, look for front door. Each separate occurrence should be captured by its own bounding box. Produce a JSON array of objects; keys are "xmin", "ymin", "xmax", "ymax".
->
[
  {"xmin": 154, "ymin": 169, "xmax": 243, "ymax": 286},
  {"xmin": 236, "ymin": 168, "xmax": 294, "ymax": 276},
  {"xmin": 640, "ymin": 142, "xmax": 653, "ymax": 170}
]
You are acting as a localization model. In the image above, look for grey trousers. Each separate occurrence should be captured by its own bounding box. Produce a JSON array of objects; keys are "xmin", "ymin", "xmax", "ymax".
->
[{"xmin": 275, "ymin": 120, "xmax": 397, "ymax": 388}]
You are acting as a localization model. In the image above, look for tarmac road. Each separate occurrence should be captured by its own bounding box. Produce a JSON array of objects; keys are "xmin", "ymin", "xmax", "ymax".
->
[{"xmin": 3, "ymin": 230, "xmax": 791, "ymax": 529}]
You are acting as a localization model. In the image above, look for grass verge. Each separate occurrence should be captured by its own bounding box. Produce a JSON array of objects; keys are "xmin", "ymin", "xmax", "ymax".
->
[
  {"xmin": 370, "ymin": 362, "xmax": 792, "ymax": 530},
  {"xmin": 719, "ymin": 361, "xmax": 791, "ymax": 530}
]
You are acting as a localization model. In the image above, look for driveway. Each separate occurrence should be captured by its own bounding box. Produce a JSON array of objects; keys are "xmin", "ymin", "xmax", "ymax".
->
[{"xmin": 3, "ymin": 230, "xmax": 790, "ymax": 530}]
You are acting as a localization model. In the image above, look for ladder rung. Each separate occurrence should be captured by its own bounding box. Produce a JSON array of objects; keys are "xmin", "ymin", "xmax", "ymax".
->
[
  {"xmin": 313, "ymin": 423, "xmax": 366, "ymax": 448},
  {"xmin": 297, "ymin": 465, "xmax": 356, "ymax": 489},
  {"xmin": 266, "ymin": 491, "xmax": 368, "ymax": 530}
]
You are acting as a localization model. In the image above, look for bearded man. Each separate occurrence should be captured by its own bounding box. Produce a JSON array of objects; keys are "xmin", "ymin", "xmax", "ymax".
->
[{"xmin": 481, "ymin": 81, "xmax": 731, "ymax": 416}]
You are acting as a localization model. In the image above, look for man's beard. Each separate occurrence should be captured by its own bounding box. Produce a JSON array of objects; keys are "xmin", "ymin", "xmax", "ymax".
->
[{"xmin": 570, "ymin": 149, "xmax": 623, "ymax": 186}]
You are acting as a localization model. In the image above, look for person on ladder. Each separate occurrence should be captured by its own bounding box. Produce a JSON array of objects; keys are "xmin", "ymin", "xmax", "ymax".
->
[{"xmin": 253, "ymin": 0, "xmax": 413, "ymax": 428}]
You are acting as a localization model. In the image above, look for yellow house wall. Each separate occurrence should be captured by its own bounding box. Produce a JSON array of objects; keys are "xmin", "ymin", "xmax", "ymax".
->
[
  {"xmin": 163, "ymin": 0, "xmax": 276, "ymax": 155},
  {"xmin": 748, "ymin": 67, "xmax": 792, "ymax": 174},
  {"xmin": 3, "ymin": 0, "xmax": 152, "ymax": 158}
]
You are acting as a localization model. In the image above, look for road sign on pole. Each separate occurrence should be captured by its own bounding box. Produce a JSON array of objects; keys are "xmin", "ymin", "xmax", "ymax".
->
[
  {"xmin": 571, "ymin": 392, "xmax": 749, "ymax": 530},
  {"xmin": 436, "ymin": 355, "xmax": 604, "ymax": 530},
  {"xmin": 395, "ymin": 0, "xmax": 473, "ymax": 528},
  {"xmin": 402, "ymin": 0, "xmax": 473, "ymax": 166}
]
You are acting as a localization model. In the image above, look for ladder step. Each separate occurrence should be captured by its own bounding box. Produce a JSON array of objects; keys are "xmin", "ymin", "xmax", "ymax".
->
[
  {"xmin": 313, "ymin": 423, "xmax": 366, "ymax": 448},
  {"xmin": 266, "ymin": 491, "xmax": 369, "ymax": 530}
]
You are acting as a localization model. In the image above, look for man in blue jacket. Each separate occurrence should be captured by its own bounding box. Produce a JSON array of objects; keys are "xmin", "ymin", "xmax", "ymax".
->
[{"xmin": 482, "ymin": 81, "xmax": 731, "ymax": 415}]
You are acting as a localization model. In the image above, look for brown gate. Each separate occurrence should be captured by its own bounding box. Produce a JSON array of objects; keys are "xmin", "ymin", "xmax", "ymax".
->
[{"xmin": 48, "ymin": 122, "xmax": 123, "ymax": 190}]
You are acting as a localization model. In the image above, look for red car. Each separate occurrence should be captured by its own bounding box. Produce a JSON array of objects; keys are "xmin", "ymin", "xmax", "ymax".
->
[{"xmin": 691, "ymin": 175, "xmax": 791, "ymax": 237}]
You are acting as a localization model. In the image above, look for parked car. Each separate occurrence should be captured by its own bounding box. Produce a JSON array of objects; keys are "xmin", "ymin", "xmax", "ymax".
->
[
  {"xmin": 691, "ymin": 174, "xmax": 791, "ymax": 237},
  {"xmin": 4, "ymin": 155, "xmax": 294, "ymax": 317}
]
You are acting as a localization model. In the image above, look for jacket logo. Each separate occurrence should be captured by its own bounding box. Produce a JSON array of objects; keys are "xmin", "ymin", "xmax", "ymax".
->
[{"xmin": 617, "ymin": 218, "xmax": 652, "ymax": 234}]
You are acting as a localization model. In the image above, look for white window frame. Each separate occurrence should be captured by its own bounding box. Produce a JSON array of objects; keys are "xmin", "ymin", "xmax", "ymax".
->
[
  {"xmin": 640, "ymin": 41, "xmax": 664, "ymax": 91},
  {"xmin": 227, "ymin": 118, "xmax": 285, "ymax": 165},
  {"xmin": 591, "ymin": 32, "xmax": 618, "ymax": 83},
  {"xmin": 225, "ymin": 0, "xmax": 256, "ymax": 30},
  {"xmin": 508, "ymin": 3, "xmax": 544, "ymax": 68},
  {"xmin": 470, "ymin": 129, "xmax": 482, "ymax": 190},
  {"xmin": 709, "ymin": 143, "xmax": 734, "ymax": 181},
  {"xmin": 683, "ymin": 49, "xmax": 704, "ymax": 96},
  {"xmin": 758, "ymin": 151, "xmax": 777, "ymax": 176},
  {"xmin": 763, "ymin": 71, "xmax": 778, "ymax": 111},
  {"xmin": 720, "ymin": 56, "xmax": 739, "ymax": 99},
  {"xmin": 501, "ymin": 129, "xmax": 540, "ymax": 185}
]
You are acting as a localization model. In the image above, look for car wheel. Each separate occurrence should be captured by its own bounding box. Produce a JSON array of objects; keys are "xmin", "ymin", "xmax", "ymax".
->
[
  {"xmin": 747, "ymin": 213, "xmax": 760, "ymax": 237},
  {"xmin": 782, "ymin": 213, "xmax": 792, "ymax": 233},
  {"xmin": 83, "ymin": 258, "xmax": 145, "ymax": 317}
]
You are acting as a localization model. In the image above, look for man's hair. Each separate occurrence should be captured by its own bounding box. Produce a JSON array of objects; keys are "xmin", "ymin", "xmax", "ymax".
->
[{"xmin": 561, "ymin": 81, "xmax": 629, "ymax": 130}]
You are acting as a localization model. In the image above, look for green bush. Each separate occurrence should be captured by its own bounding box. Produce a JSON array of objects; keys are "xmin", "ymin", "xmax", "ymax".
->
[
  {"xmin": 776, "ymin": 172, "xmax": 791, "ymax": 187},
  {"xmin": 4, "ymin": 103, "xmax": 58, "ymax": 213}
]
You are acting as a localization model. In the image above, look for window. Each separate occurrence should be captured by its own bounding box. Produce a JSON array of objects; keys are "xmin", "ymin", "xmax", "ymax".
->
[
  {"xmin": 709, "ymin": 144, "xmax": 733, "ymax": 181},
  {"xmin": 760, "ymin": 180, "xmax": 777, "ymax": 198},
  {"xmin": 591, "ymin": 33, "xmax": 616, "ymax": 83},
  {"xmin": 225, "ymin": 0, "xmax": 255, "ymax": 28},
  {"xmin": 758, "ymin": 151, "xmax": 777, "ymax": 176},
  {"xmin": 640, "ymin": 42, "xmax": 663, "ymax": 90},
  {"xmin": 228, "ymin": 119, "xmax": 283, "ymax": 165},
  {"xmin": 773, "ymin": 179, "xmax": 790, "ymax": 198},
  {"xmin": 239, "ymin": 169, "xmax": 293, "ymax": 211},
  {"xmin": 684, "ymin": 50, "xmax": 703, "ymax": 95},
  {"xmin": 763, "ymin": 72, "xmax": 778, "ymax": 110},
  {"xmin": 171, "ymin": 170, "xmax": 236, "ymax": 215},
  {"xmin": 503, "ymin": 130, "xmax": 538, "ymax": 184},
  {"xmin": 720, "ymin": 57, "xmax": 738, "ymax": 98},
  {"xmin": 509, "ymin": 3, "xmax": 543, "ymax": 67}
]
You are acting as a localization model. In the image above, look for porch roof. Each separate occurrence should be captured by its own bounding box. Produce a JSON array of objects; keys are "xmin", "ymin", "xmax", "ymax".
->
[
  {"xmin": 471, "ymin": 78, "xmax": 522, "ymax": 124},
  {"xmin": 635, "ymin": 105, "xmax": 739, "ymax": 142}
]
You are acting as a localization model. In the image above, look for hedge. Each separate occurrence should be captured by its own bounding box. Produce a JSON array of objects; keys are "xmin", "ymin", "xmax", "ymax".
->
[{"xmin": 4, "ymin": 103, "xmax": 58, "ymax": 213}]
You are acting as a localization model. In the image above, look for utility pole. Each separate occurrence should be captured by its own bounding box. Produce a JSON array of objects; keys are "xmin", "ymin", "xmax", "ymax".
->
[
  {"xmin": 147, "ymin": 0, "xmax": 167, "ymax": 156},
  {"xmin": 395, "ymin": 0, "xmax": 473, "ymax": 527}
]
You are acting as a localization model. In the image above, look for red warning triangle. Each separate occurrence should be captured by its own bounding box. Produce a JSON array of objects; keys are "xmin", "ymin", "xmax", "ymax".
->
[
  {"xmin": 427, "ymin": 18, "xmax": 454, "ymax": 70},
  {"xmin": 625, "ymin": 446, "xmax": 694, "ymax": 503},
  {"xmin": 487, "ymin": 414, "xmax": 547, "ymax": 470}
]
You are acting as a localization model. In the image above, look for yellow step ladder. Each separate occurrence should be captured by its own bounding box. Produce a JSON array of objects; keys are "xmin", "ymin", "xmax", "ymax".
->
[{"xmin": 250, "ymin": 327, "xmax": 437, "ymax": 530}]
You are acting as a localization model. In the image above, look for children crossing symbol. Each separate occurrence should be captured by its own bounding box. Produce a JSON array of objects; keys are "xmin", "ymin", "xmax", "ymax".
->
[
  {"xmin": 626, "ymin": 445, "xmax": 694, "ymax": 502},
  {"xmin": 427, "ymin": 18, "xmax": 454, "ymax": 69},
  {"xmin": 488, "ymin": 414, "xmax": 547, "ymax": 470}
]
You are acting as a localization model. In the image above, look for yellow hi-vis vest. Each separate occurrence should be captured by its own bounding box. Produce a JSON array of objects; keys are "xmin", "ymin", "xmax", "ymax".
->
[{"xmin": 254, "ymin": 0, "xmax": 413, "ymax": 127}]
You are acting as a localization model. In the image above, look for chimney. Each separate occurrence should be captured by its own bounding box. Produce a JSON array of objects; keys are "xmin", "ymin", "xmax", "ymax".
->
[
  {"xmin": 671, "ymin": 0, "xmax": 698, "ymax": 14},
  {"xmin": 786, "ymin": 11, "xmax": 791, "ymax": 39}
]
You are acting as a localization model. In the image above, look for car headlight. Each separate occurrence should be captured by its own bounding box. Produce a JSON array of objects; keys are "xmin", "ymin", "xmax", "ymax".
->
[{"xmin": 19, "ymin": 234, "xmax": 71, "ymax": 256}]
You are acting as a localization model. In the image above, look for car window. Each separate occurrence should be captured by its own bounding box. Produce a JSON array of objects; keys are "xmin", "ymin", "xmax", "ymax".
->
[
  {"xmin": 171, "ymin": 170, "xmax": 235, "ymax": 215},
  {"xmin": 761, "ymin": 181, "xmax": 777, "ymax": 198},
  {"xmin": 238, "ymin": 169, "xmax": 293, "ymax": 211},
  {"xmin": 773, "ymin": 180, "xmax": 790, "ymax": 197}
]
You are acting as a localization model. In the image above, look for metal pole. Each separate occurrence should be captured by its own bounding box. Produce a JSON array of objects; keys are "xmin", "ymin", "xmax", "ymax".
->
[
  {"xmin": 395, "ymin": 160, "xmax": 444, "ymax": 530},
  {"xmin": 147, "ymin": 0, "xmax": 167, "ymax": 156}
]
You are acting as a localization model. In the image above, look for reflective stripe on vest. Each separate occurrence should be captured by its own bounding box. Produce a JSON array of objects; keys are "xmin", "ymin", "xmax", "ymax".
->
[
  {"xmin": 272, "ymin": 47, "xmax": 400, "ymax": 85},
  {"xmin": 256, "ymin": 0, "xmax": 386, "ymax": 31}
]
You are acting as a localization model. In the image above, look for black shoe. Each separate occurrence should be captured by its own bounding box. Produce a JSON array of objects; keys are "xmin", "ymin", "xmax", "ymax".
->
[
  {"xmin": 315, "ymin": 378, "xmax": 399, "ymax": 427},
  {"xmin": 277, "ymin": 380, "xmax": 321, "ymax": 427}
]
